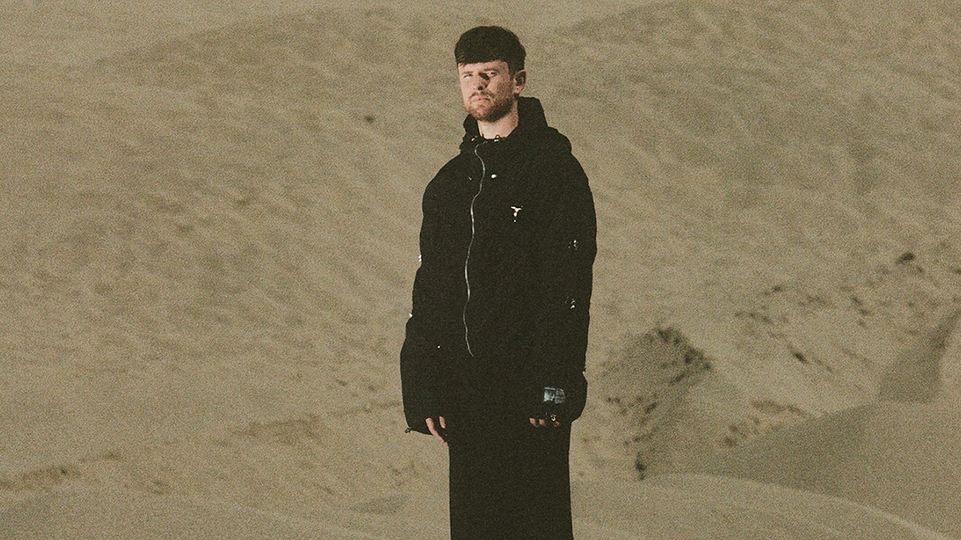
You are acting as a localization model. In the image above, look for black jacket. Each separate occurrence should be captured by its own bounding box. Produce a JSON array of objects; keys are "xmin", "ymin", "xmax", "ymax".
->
[{"xmin": 401, "ymin": 97, "xmax": 596, "ymax": 434}]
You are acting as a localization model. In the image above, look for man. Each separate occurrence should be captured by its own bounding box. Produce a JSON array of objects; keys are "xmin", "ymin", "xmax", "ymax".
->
[{"xmin": 401, "ymin": 26, "xmax": 596, "ymax": 539}]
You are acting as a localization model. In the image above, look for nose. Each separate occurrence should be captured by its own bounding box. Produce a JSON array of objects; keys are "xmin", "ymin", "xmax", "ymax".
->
[{"xmin": 471, "ymin": 74, "xmax": 487, "ymax": 90}]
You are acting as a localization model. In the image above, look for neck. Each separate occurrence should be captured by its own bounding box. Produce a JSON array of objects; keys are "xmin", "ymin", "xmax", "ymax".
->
[{"xmin": 477, "ymin": 101, "xmax": 519, "ymax": 139}]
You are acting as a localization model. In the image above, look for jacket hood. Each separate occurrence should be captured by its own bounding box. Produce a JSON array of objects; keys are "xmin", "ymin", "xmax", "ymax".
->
[{"xmin": 460, "ymin": 96, "xmax": 571, "ymax": 154}]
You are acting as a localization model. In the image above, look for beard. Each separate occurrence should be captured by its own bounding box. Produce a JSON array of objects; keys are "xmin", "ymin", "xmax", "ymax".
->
[{"xmin": 465, "ymin": 92, "xmax": 516, "ymax": 124}]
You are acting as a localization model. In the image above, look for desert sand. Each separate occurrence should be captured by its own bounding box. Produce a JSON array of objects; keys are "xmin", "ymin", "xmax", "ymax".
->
[{"xmin": 2, "ymin": 0, "xmax": 960, "ymax": 538}]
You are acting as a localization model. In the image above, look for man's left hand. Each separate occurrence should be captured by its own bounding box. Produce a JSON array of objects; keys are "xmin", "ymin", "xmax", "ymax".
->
[{"xmin": 530, "ymin": 416, "xmax": 562, "ymax": 428}]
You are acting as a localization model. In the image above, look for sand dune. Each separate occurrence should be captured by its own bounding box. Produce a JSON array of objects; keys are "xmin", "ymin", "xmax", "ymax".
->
[
  {"xmin": 0, "ymin": 488, "xmax": 376, "ymax": 540},
  {"xmin": 2, "ymin": 474, "xmax": 953, "ymax": 540},
  {"xmin": 579, "ymin": 474, "xmax": 954, "ymax": 540},
  {"xmin": 699, "ymin": 402, "xmax": 961, "ymax": 537},
  {"xmin": 695, "ymin": 309, "xmax": 961, "ymax": 537},
  {"xmin": 2, "ymin": 0, "xmax": 961, "ymax": 538}
]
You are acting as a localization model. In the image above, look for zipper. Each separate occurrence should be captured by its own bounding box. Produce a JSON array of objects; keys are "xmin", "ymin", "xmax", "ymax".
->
[{"xmin": 462, "ymin": 139, "xmax": 489, "ymax": 358}]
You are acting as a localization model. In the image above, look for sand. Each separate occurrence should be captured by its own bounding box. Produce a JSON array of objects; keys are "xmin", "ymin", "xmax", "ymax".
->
[{"xmin": 2, "ymin": 0, "xmax": 960, "ymax": 538}]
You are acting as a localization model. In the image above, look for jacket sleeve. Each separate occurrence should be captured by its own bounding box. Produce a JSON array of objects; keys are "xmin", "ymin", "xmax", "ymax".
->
[
  {"xmin": 400, "ymin": 176, "xmax": 455, "ymax": 434},
  {"xmin": 525, "ymin": 153, "xmax": 596, "ymax": 422}
]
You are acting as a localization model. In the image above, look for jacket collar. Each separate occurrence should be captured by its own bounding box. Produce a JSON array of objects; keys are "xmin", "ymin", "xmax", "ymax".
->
[{"xmin": 461, "ymin": 97, "xmax": 550, "ymax": 148}]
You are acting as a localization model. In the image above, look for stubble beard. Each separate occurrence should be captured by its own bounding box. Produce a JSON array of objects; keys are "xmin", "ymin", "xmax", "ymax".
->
[{"xmin": 467, "ymin": 93, "xmax": 516, "ymax": 124}]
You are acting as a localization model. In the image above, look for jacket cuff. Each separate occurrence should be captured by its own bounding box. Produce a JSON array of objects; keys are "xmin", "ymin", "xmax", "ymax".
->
[{"xmin": 527, "ymin": 372, "xmax": 587, "ymax": 422}]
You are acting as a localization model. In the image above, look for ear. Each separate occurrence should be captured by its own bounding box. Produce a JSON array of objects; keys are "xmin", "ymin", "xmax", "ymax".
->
[{"xmin": 512, "ymin": 69, "xmax": 527, "ymax": 96}]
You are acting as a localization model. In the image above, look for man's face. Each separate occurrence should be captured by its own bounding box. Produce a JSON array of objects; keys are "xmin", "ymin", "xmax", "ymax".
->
[{"xmin": 457, "ymin": 60, "xmax": 525, "ymax": 124}]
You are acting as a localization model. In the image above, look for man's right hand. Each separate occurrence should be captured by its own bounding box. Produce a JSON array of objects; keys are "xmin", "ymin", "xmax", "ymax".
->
[{"xmin": 426, "ymin": 416, "xmax": 447, "ymax": 446}]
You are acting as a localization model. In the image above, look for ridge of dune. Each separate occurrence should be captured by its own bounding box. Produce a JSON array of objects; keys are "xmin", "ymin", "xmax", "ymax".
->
[
  {"xmin": 573, "ymin": 474, "xmax": 954, "ymax": 540},
  {"xmin": 689, "ymin": 308, "xmax": 961, "ymax": 537},
  {"xmin": 694, "ymin": 401, "xmax": 961, "ymax": 537},
  {"xmin": 644, "ymin": 474, "xmax": 953, "ymax": 540},
  {"xmin": 0, "ymin": 487, "xmax": 378, "ymax": 540},
  {"xmin": 879, "ymin": 308, "xmax": 961, "ymax": 403}
]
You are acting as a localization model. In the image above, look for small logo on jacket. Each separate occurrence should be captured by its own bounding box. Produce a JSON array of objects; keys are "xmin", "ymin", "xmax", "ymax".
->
[{"xmin": 510, "ymin": 205, "xmax": 523, "ymax": 222}]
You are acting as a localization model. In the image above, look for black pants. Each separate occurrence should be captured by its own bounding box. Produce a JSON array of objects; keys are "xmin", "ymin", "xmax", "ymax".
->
[{"xmin": 447, "ymin": 415, "xmax": 573, "ymax": 540}]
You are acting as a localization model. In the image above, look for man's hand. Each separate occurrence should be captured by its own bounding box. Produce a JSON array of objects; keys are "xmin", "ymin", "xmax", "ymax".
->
[
  {"xmin": 426, "ymin": 416, "xmax": 448, "ymax": 446},
  {"xmin": 530, "ymin": 416, "xmax": 562, "ymax": 428},
  {"xmin": 532, "ymin": 386, "xmax": 565, "ymax": 428}
]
